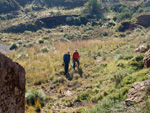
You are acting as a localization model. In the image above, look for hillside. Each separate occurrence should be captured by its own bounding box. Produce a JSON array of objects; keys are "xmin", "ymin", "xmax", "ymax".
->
[
  {"xmin": 1, "ymin": 0, "xmax": 150, "ymax": 113},
  {"xmin": 0, "ymin": 0, "xmax": 88, "ymax": 14}
]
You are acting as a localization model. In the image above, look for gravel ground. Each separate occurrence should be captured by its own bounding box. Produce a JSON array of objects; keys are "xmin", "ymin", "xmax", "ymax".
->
[{"xmin": 0, "ymin": 41, "xmax": 11, "ymax": 54}]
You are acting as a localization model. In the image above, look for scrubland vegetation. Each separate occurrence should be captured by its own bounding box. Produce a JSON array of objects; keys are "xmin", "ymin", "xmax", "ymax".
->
[{"xmin": 1, "ymin": 0, "xmax": 150, "ymax": 112}]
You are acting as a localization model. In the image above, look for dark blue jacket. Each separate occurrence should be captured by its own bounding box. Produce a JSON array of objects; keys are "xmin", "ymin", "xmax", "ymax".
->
[{"xmin": 63, "ymin": 53, "xmax": 70, "ymax": 64}]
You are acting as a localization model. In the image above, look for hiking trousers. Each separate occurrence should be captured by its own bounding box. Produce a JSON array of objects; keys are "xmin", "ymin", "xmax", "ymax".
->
[
  {"xmin": 73, "ymin": 58, "xmax": 80, "ymax": 70},
  {"xmin": 64, "ymin": 62, "xmax": 69, "ymax": 74}
]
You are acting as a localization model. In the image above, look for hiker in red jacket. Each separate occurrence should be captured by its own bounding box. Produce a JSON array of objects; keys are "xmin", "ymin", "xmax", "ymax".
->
[{"xmin": 72, "ymin": 49, "xmax": 80, "ymax": 70}]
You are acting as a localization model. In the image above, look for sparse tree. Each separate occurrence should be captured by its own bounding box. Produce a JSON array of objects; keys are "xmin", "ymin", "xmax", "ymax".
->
[{"xmin": 82, "ymin": 0, "xmax": 102, "ymax": 16}]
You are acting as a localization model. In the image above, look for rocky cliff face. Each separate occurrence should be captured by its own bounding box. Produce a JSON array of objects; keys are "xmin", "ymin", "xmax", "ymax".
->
[{"xmin": 0, "ymin": 52, "xmax": 25, "ymax": 113}]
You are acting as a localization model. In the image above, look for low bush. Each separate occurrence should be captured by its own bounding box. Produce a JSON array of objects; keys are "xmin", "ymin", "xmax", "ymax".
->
[
  {"xmin": 17, "ymin": 53, "xmax": 28, "ymax": 59},
  {"xmin": 86, "ymin": 98, "xmax": 124, "ymax": 113},
  {"xmin": 111, "ymin": 71, "xmax": 129, "ymax": 87},
  {"xmin": 9, "ymin": 42, "xmax": 18, "ymax": 50},
  {"xmin": 117, "ymin": 24, "xmax": 125, "ymax": 32},
  {"xmin": 119, "ymin": 33, "xmax": 126, "ymax": 38},
  {"xmin": 128, "ymin": 55, "xmax": 144, "ymax": 70},
  {"xmin": 82, "ymin": 0, "xmax": 102, "ymax": 16},
  {"xmin": 103, "ymin": 31, "xmax": 108, "ymax": 36},
  {"xmin": 40, "ymin": 46, "xmax": 55, "ymax": 53},
  {"xmin": 38, "ymin": 39, "xmax": 44, "ymax": 44},
  {"xmin": 77, "ymin": 91, "xmax": 90, "ymax": 100},
  {"xmin": 25, "ymin": 89, "xmax": 46, "ymax": 105}
]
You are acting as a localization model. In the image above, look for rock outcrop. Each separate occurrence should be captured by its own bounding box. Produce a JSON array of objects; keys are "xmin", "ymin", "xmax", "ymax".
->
[
  {"xmin": 143, "ymin": 52, "xmax": 150, "ymax": 68},
  {"xmin": 135, "ymin": 45, "xmax": 149, "ymax": 53},
  {"xmin": 137, "ymin": 14, "xmax": 150, "ymax": 28},
  {"xmin": 0, "ymin": 52, "xmax": 25, "ymax": 113},
  {"xmin": 125, "ymin": 80, "xmax": 150, "ymax": 106},
  {"xmin": 1, "ymin": 15, "xmax": 88, "ymax": 33},
  {"xmin": 119, "ymin": 22, "xmax": 143, "ymax": 32}
]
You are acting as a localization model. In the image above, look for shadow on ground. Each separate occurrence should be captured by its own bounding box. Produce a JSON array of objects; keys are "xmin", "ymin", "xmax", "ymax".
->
[{"xmin": 65, "ymin": 67, "xmax": 83, "ymax": 80}]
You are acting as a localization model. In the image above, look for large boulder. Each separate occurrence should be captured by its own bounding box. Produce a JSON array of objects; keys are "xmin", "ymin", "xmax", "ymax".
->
[
  {"xmin": 0, "ymin": 52, "xmax": 25, "ymax": 113},
  {"xmin": 137, "ymin": 14, "xmax": 150, "ymax": 28},
  {"xmin": 143, "ymin": 52, "xmax": 150, "ymax": 68},
  {"xmin": 125, "ymin": 80, "xmax": 150, "ymax": 106}
]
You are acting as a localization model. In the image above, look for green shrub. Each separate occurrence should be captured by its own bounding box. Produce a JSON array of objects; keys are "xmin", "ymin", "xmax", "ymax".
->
[
  {"xmin": 34, "ymin": 79, "xmax": 44, "ymax": 85},
  {"xmin": 119, "ymin": 33, "xmax": 126, "ymax": 38},
  {"xmin": 52, "ymin": 77, "xmax": 66, "ymax": 84},
  {"xmin": 113, "ymin": 16, "xmax": 117, "ymax": 21},
  {"xmin": 76, "ymin": 107, "xmax": 86, "ymax": 113},
  {"xmin": 128, "ymin": 55, "xmax": 144, "ymax": 70},
  {"xmin": 123, "ymin": 55, "xmax": 133, "ymax": 60},
  {"xmin": 117, "ymin": 24, "xmax": 125, "ymax": 32},
  {"xmin": 38, "ymin": 39, "xmax": 44, "ymax": 44},
  {"xmin": 40, "ymin": 46, "xmax": 55, "ymax": 53},
  {"xmin": 82, "ymin": 0, "xmax": 102, "ymax": 16},
  {"xmin": 78, "ymin": 91, "xmax": 90, "ymax": 100},
  {"xmin": 117, "ymin": 12, "xmax": 132, "ymax": 22},
  {"xmin": 86, "ymin": 98, "xmax": 124, "ymax": 113},
  {"xmin": 103, "ymin": 31, "xmax": 108, "ymax": 36},
  {"xmin": 121, "ymin": 76, "xmax": 136, "ymax": 87},
  {"xmin": 111, "ymin": 71, "xmax": 128, "ymax": 87},
  {"xmin": 42, "ymin": 37, "xmax": 49, "ymax": 40},
  {"xmin": 116, "ymin": 61, "xmax": 126, "ymax": 68},
  {"xmin": 25, "ymin": 89, "xmax": 46, "ymax": 105},
  {"xmin": 92, "ymin": 94, "xmax": 103, "ymax": 103},
  {"xmin": 9, "ymin": 42, "xmax": 18, "ymax": 50},
  {"xmin": 103, "ymin": 91, "xmax": 108, "ymax": 96},
  {"xmin": 17, "ymin": 53, "xmax": 28, "ymax": 59}
]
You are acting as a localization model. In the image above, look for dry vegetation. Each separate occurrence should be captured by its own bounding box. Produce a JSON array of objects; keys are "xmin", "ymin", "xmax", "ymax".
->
[
  {"xmin": 1, "ymin": 0, "xmax": 150, "ymax": 113},
  {"xmin": 7, "ymin": 28, "xmax": 150, "ymax": 112}
]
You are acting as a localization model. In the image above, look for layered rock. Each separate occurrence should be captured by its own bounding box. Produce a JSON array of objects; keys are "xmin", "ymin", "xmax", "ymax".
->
[
  {"xmin": 0, "ymin": 52, "xmax": 25, "ymax": 113},
  {"xmin": 137, "ymin": 14, "xmax": 150, "ymax": 28},
  {"xmin": 143, "ymin": 52, "xmax": 150, "ymax": 68},
  {"xmin": 125, "ymin": 80, "xmax": 150, "ymax": 106}
]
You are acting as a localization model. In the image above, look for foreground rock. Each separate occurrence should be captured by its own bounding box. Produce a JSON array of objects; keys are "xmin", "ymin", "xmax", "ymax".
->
[
  {"xmin": 125, "ymin": 80, "xmax": 150, "ymax": 106},
  {"xmin": 0, "ymin": 52, "xmax": 25, "ymax": 113},
  {"xmin": 143, "ymin": 52, "xmax": 150, "ymax": 68}
]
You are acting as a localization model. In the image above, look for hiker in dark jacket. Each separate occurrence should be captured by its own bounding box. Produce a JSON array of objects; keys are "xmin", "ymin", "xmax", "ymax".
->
[
  {"xmin": 72, "ymin": 49, "xmax": 80, "ymax": 70},
  {"xmin": 63, "ymin": 51, "xmax": 70, "ymax": 75}
]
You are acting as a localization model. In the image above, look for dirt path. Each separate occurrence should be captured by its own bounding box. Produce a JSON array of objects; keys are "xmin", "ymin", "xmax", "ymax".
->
[{"xmin": 0, "ymin": 41, "xmax": 11, "ymax": 54}]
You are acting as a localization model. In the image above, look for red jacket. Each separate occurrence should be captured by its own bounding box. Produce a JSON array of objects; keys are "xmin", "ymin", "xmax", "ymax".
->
[{"xmin": 72, "ymin": 52, "xmax": 79, "ymax": 60}]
